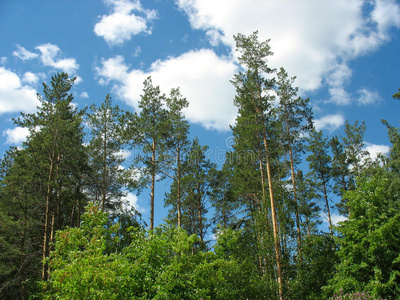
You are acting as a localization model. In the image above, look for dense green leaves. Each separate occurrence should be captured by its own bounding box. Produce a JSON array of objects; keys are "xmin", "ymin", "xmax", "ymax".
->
[
  {"xmin": 39, "ymin": 205, "xmax": 274, "ymax": 300},
  {"xmin": 328, "ymin": 171, "xmax": 400, "ymax": 299}
]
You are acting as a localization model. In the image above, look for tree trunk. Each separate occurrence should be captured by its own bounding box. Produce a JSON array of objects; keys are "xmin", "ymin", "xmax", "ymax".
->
[
  {"xmin": 255, "ymin": 74, "xmax": 283, "ymax": 300},
  {"xmin": 287, "ymin": 133, "xmax": 302, "ymax": 259},
  {"xmin": 177, "ymin": 146, "xmax": 182, "ymax": 227},
  {"xmin": 42, "ymin": 127, "xmax": 58, "ymax": 281},
  {"xmin": 20, "ymin": 226, "xmax": 27, "ymax": 300},
  {"xmin": 150, "ymin": 140, "xmax": 156, "ymax": 230},
  {"xmin": 101, "ymin": 123, "xmax": 107, "ymax": 211},
  {"xmin": 197, "ymin": 185, "xmax": 203, "ymax": 245},
  {"xmin": 263, "ymin": 134, "xmax": 283, "ymax": 300},
  {"xmin": 322, "ymin": 177, "xmax": 333, "ymax": 236}
]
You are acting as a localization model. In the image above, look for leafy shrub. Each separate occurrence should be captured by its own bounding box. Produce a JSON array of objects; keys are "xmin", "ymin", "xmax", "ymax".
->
[{"xmin": 330, "ymin": 290, "xmax": 386, "ymax": 300}]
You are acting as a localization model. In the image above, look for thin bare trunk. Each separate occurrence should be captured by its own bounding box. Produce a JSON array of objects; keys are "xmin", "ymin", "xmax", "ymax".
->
[
  {"xmin": 150, "ymin": 140, "xmax": 156, "ymax": 230},
  {"xmin": 101, "ymin": 124, "xmax": 107, "ymax": 211},
  {"xmin": 259, "ymin": 158, "xmax": 266, "ymax": 204},
  {"xmin": 177, "ymin": 146, "xmax": 182, "ymax": 227},
  {"xmin": 263, "ymin": 135, "xmax": 284, "ymax": 300},
  {"xmin": 256, "ymin": 74, "xmax": 283, "ymax": 299},
  {"xmin": 287, "ymin": 135, "xmax": 302, "ymax": 259},
  {"xmin": 322, "ymin": 177, "xmax": 333, "ymax": 236},
  {"xmin": 198, "ymin": 197, "xmax": 203, "ymax": 244}
]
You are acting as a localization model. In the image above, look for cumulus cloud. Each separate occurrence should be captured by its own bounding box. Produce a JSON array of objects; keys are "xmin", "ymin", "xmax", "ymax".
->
[
  {"xmin": 176, "ymin": 0, "xmax": 400, "ymax": 93},
  {"xmin": 121, "ymin": 192, "xmax": 146, "ymax": 213},
  {"xmin": 0, "ymin": 67, "xmax": 39, "ymax": 114},
  {"xmin": 331, "ymin": 213, "xmax": 348, "ymax": 226},
  {"xmin": 36, "ymin": 43, "xmax": 79, "ymax": 75},
  {"xmin": 314, "ymin": 114, "xmax": 345, "ymax": 132},
  {"xmin": 13, "ymin": 45, "xmax": 39, "ymax": 61},
  {"xmin": 3, "ymin": 127, "xmax": 30, "ymax": 145},
  {"xmin": 94, "ymin": 0, "xmax": 157, "ymax": 46},
  {"xmin": 80, "ymin": 91, "xmax": 89, "ymax": 98},
  {"xmin": 22, "ymin": 72, "xmax": 40, "ymax": 85},
  {"xmin": 364, "ymin": 142, "xmax": 390, "ymax": 161},
  {"xmin": 96, "ymin": 49, "xmax": 238, "ymax": 131}
]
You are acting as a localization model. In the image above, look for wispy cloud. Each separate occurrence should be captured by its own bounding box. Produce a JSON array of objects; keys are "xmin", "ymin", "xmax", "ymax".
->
[
  {"xmin": 13, "ymin": 45, "xmax": 39, "ymax": 61},
  {"xmin": 357, "ymin": 89, "xmax": 382, "ymax": 105}
]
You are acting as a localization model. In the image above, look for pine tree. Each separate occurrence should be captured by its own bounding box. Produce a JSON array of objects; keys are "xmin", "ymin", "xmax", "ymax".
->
[
  {"xmin": 8, "ymin": 73, "xmax": 88, "ymax": 282},
  {"xmin": 166, "ymin": 138, "xmax": 215, "ymax": 249},
  {"xmin": 329, "ymin": 135, "xmax": 352, "ymax": 215},
  {"xmin": 276, "ymin": 67, "xmax": 313, "ymax": 258},
  {"xmin": 0, "ymin": 148, "xmax": 43, "ymax": 299},
  {"xmin": 342, "ymin": 120, "xmax": 369, "ymax": 177},
  {"xmin": 123, "ymin": 77, "xmax": 169, "ymax": 230},
  {"xmin": 232, "ymin": 31, "xmax": 284, "ymax": 299},
  {"xmin": 164, "ymin": 88, "xmax": 190, "ymax": 228},
  {"xmin": 306, "ymin": 128, "xmax": 334, "ymax": 236},
  {"xmin": 86, "ymin": 94, "xmax": 126, "ymax": 212}
]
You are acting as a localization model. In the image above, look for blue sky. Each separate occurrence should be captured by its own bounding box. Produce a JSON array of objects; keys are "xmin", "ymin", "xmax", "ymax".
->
[{"xmin": 1, "ymin": 0, "xmax": 400, "ymax": 230}]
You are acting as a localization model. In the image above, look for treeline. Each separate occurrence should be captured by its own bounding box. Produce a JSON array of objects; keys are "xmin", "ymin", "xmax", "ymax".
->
[{"xmin": 1, "ymin": 31, "xmax": 400, "ymax": 299}]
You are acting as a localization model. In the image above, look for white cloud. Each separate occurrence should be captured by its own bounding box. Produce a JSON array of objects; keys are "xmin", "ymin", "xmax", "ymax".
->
[
  {"xmin": 372, "ymin": 0, "xmax": 400, "ymax": 38},
  {"xmin": 22, "ymin": 72, "xmax": 40, "ymax": 85},
  {"xmin": 320, "ymin": 212, "xmax": 347, "ymax": 228},
  {"xmin": 94, "ymin": 0, "xmax": 157, "ymax": 46},
  {"xmin": 122, "ymin": 192, "xmax": 146, "ymax": 213},
  {"xmin": 314, "ymin": 114, "xmax": 345, "ymax": 132},
  {"xmin": 3, "ymin": 127, "xmax": 30, "ymax": 145},
  {"xmin": 13, "ymin": 45, "xmax": 39, "ymax": 61},
  {"xmin": 0, "ymin": 57, "xmax": 8, "ymax": 64},
  {"xmin": 325, "ymin": 62, "xmax": 352, "ymax": 105},
  {"xmin": 80, "ymin": 91, "xmax": 89, "ymax": 98},
  {"xmin": 357, "ymin": 88, "xmax": 382, "ymax": 105},
  {"xmin": 364, "ymin": 142, "xmax": 390, "ymax": 161},
  {"xmin": 331, "ymin": 213, "xmax": 348, "ymax": 226},
  {"xmin": 176, "ymin": 0, "xmax": 400, "ymax": 92},
  {"xmin": 132, "ymin": 46, "xmax": 141, "ymax": 57},
  {"xmin": 96, "ymin": 49, "xmax": 238, "ymax": 131},
  {"xmin": 36, "ymin": 43, "xmax": 79, "ymax": 74},
  {"xmin": 328, "ymin": 87, "xmax": 352, "ymax": 106},
  {"xmin": 0, "ymin": 67, "xmax": 39, "ymax": 114},
  {"xmin": 117, "ymin": 149, "xmax": 132, "ymax": 160},
  {"xmin": 96, "ymin": 55, "xmax": 130, "ymax": 85}
]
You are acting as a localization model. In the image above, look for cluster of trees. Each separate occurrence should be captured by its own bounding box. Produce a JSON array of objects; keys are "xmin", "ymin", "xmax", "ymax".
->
[{"xmin": 1, "ymin": 31, "xmax": 399, "ymax": 299}]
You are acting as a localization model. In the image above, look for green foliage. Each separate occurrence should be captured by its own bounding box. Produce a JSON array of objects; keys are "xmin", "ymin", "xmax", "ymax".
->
[
  {"xmin": 40, "ymin": 204, "xmax": 137, "ymax": 299},
  {"xmin": 330, "ymin": 290, "xmax": 385, "ymax": 300},
  {"xmin": 327, "ymin": 170, "xmax": 400, "ymax": 299},
  {"xmin": 38, "ymin": 203, "xmax": 276, "ymax": 299},
  {"xmin": 290, "ymin": 234, "xmax": 337, "ymax": 300}
]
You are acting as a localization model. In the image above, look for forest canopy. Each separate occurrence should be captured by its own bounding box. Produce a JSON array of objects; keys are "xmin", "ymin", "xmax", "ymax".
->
[{"xmin": 1, "ymin": 32, "xmax": 399, "ymax": 300}]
